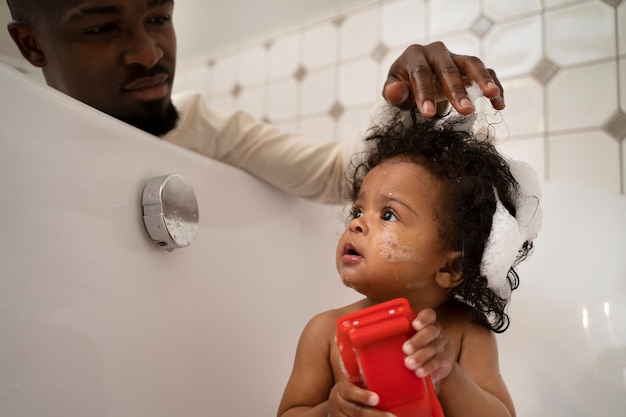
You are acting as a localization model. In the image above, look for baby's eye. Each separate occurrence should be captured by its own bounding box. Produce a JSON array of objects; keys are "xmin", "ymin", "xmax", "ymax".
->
[
  {"xmin": 349, "ymin": 206, "xmax": 363, "ymax": 219},
  {"xmin": 381, "ymin": 208, "xmax": 398, "ymax": 222}
]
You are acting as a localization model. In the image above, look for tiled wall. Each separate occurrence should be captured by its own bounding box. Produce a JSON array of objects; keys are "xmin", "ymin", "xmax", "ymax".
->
[{"xmin": 174, "ymin": 0, "xmax": 626, "ymax": 196}]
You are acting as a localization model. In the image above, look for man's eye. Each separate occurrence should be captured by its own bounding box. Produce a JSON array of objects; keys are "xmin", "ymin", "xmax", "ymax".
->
[
  {"xmin": 85, "ymin": 24, "xmax": 116, "ymax": 35},
  {"xmin": 381, "ymin": 209, "xmax": 397, "ymax": 222},
  {"xmin": 148, "ymin": 15, "xmax": 171, "ymax": 25}
]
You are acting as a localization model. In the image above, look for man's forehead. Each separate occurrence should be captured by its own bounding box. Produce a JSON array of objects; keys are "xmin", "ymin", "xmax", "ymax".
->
[{"xmin": 60, "ymin": 0, "xmax": 173, "ymax": 14}]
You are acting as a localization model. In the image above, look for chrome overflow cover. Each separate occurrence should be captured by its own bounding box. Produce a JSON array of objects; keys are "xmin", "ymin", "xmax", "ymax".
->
[{"xmin": 141, "ymin": 174, "xmax": 199, "ymax": 251}]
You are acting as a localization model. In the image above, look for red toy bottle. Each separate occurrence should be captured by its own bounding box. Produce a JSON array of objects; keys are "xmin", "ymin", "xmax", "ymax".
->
[{"xmin": 335, "ymin": 298, "xmax": 445, "ymax": 417}]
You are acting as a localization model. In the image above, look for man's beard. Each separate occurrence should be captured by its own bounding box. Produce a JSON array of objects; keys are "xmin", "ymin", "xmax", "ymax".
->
[
  {"xmin": 120, "ymin": 100, "xmax": 180, "ymax": 137},
  {"xmin": 118, "ymin": 63, "xmax": 179, "ymax": 136}
]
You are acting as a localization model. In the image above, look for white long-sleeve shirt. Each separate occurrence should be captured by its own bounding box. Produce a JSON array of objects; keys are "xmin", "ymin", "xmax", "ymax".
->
[{"xmin": 163, "ymin": 92, "xmax": 365, "ymax": 204}]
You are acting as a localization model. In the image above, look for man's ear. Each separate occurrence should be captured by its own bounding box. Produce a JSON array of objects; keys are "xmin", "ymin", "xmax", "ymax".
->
[
  {"xmin": 7, "ymin": 21, "xmax": 47, "ymax": 67},
  {"xmin": 435, "ymin": 251, "xmax": 464, "ymax": 289}
]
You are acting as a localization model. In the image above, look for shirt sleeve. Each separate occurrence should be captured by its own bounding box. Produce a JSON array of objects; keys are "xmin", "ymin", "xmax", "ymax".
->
[{"xmin": 163, "ymin": 92, "xmax": 366, "ymax": 204}]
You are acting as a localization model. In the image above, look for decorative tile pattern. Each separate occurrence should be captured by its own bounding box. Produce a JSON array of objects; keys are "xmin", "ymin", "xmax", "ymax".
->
[
  {"xmin": 471, "ymin": 15, "xmax": 494, "ymax": 38},
  {"xmin": 231, "ymin": 83, "xmax": 242, "ymax": 99},
  {"xmin": 532, "ymin": 58, "xmax": 560, "ymax": 85},
  {"xmin": 293, "ymin": 66, "xmax": 307, "ymax": 83},
  {"xmin": 328, "ymin": 101, "xmax": 345, "ymax": 121},
  {"xmin": 370, "ymin": 42, "xmax": 390, "ymax": 63},
  {"xmin": 603, "ymin": 110, "xmax": 626, "ymax": 141},
  {"xmin": 174, "ymin": 0, "xmax": 626, "ymax": 195}
]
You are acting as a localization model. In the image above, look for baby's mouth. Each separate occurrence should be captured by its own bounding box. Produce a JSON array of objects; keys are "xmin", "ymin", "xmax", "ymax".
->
[{"xmin": 343, "ymin": 243, "xmax": 361, "ymax": 257}]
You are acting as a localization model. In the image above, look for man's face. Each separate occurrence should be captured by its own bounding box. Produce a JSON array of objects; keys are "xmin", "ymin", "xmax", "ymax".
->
[{"xmin": 33, "ymin": 0, "xmax": 178, "ymax": 135}]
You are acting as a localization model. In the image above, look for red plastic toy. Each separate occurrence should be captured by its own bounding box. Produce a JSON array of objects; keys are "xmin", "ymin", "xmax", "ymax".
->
[{"xmin": 335, "ymin": 298, "xmax": 445, "ymax": 417}]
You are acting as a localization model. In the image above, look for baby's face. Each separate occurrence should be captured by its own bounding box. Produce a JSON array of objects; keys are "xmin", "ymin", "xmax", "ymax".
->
[{"xmin": 336, "ymin": 157, "xmax": 452, "ymax": 301}]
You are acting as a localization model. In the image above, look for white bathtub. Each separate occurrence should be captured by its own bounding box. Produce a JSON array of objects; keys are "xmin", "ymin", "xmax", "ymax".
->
[{"xmin": 1, "ymin": 62, "xmax": 624, "ymax": 416}]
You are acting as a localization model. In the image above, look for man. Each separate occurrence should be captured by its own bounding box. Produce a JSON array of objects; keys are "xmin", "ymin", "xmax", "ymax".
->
[{"xmin": 5, "ymin": 0, "xmax": 505, "ymax": 203}]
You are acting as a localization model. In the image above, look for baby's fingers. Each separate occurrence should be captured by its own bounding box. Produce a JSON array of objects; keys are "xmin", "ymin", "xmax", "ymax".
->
[{"xmin": 329, "ymin": 382, "xmax": 395, "ymax": 417}]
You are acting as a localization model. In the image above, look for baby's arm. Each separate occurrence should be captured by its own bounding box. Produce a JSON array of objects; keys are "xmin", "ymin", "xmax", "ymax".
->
[
  {"xmin": 278, "ymin": 312, "xmax": 393, "ymax": 417},
  {"xmin": 402, "ymin": 309, "xmax": 515, "ymax": 417}
]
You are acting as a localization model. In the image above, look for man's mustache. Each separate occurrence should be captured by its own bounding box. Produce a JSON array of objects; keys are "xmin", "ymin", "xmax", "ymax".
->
[{"xmin": 123, "ymin": 64, "xmax": 170, "ymax": 85}]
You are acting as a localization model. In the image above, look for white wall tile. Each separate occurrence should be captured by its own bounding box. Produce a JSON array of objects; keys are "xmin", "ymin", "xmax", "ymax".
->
[
  {"xmin": 617, "ymin": 0, "xmax": 626, "ymax": 55},
  {"xmin": 548, "ymin": 130, "xmax": 621, "ymax": 194},
  {"xmin": 436, "ymin": 33, "xmax": 480, "ymax": 57},
  {"xmin": 176, "ymin": 0, "xmax": 625, "ymax": 196},
  {"xmin": 547, "ymin": 62, "xmax": 618, "ymax": 132},
  {"xmin": 429, "ymin": 0, "xmax": 480, "ymax": 38},
  {"xmin": 172, "ymin": 69, "xmax": 192, "ymax": 95},
  {"xmin": 301, "ymin": 67, "xmax": 336, "ymax": 115},
  {"xmin": 211, "ymin": 53, "xmax": 239, "ymax": 96},
  {"xmin": 544, "ymin": 0, "xmax": 582, "ymax": 7},
  {"xmin": 302, "ymin": 23, "xmax": 338, "ymax": 70},
  {"xmin": 210, "ymin": 95, "xmax": 237, "ymax": 114},
  {"xmin": 545, "ymin": 2, "xmax": 616, "ymax": 67},
  {"xmin": 268, "ymin": 34, "xmax": 301, "ymax": 80},
  {"xmin": 497, "ymin": 135, "xmax": 546, "ymax": 182},
  {"xmin": 618, "ymin": 58, "xmax": 626, "ymax": 112},
  {"xmin": 184, "ymin": 64, "xmax": 210, "ymax": 97},
  {"xmin": 272, "ymin": 120, "xmax": 298, "ymax": 135},
  {"xmin": 339, "ymin": 7, "xmax": 379, "ymax": 61},
  {"xmin": 483, "ymin": 15, "xmax": 543, "ymax": 80},
  {"xmin": 500, "ymin": 77, "xmax": 544, "ymax": 137},
  {"xmin": 338, "ymin": 59, "xmax": 378, "ymax": 107},
  {"xmin": 380, "ymin": 0, "xmax": 427, "ymax": 47},
  {"xmin": 239, "ymin": 45, "xmax": 268, "ymax": 87},
  {"xmin": 299, "ymin": 114, "xmax": 336, "ymax": 141},
  {"xmin": 267, "ymin": 78, "xmax": 299, "ymax": 121},
  {"xmin": 377, "ymin": 45, "xmax": 406, "ymax": 93},
  {"xmin": 337, "ymin": 106, "xmax": 374, "ymax": 143},
  {"xmin": 237, "ymin": 85, "xmax": 266, "ymax": 120},
  {"xmin": 622, "ymin": 140, "xmax": 626, "ymax": 194},
  {"xmin": 483, "ymin": 0, "xmax": 542, "ymax": 20}
]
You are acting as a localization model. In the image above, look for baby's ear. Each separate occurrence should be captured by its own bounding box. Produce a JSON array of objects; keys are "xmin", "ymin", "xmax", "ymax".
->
[{"xmin": 435, "ymin": 251, "xmax": 463, "ymax": 289}]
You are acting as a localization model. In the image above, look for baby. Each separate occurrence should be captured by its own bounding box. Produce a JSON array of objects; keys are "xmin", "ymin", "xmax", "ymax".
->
[{"xmin": 277, "ymin": 102, "xmax": 542, "ymax": 417}]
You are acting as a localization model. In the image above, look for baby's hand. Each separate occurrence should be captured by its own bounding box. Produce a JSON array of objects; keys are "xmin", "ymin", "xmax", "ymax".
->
[
  {"xmin": 328, "ymin": 381, "xmax": 395, "ymax": 417},
  {"xmin": 402, "ymin": 308, "xmax": 454, "ymax": 384}
]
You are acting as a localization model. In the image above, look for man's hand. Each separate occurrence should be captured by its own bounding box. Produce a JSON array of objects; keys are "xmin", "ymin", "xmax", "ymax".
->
[{"xmin": 383, "ymin": 42, "xmax": 505, "ymax": 117}]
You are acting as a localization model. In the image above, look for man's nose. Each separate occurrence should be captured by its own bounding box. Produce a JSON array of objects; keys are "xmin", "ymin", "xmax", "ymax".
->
[{"xmin": 123, "ymin": 29, "xmax": 164, "ymax": 68}]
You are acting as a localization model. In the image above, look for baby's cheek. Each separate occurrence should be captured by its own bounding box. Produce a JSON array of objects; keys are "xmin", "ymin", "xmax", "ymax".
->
[{"xmin": 377, "ymin": 229, "xmax": 418, "ymax": 263}]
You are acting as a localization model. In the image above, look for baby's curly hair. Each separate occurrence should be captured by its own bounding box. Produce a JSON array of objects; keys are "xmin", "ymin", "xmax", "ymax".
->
[{"xmin": 349, "ymin": 108, "xmax": 531, "ymax": 332}]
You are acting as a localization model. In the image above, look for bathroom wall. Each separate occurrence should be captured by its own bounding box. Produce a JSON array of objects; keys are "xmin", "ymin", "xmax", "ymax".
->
[{"xmin": 175, "ymin": 0, "xmax": 626, "ymax": 197}]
